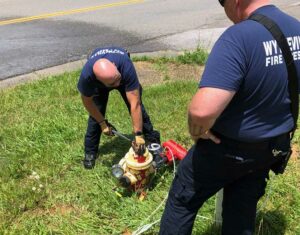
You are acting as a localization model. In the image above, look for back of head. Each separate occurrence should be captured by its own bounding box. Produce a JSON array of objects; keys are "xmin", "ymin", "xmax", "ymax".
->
[
  {"xmin": 219, "ymin": 0, "xmax": 270, "ymax": 23},
  {"xmin": 93, "ymin": 58, "xmax": 118, "ymax": 83}
]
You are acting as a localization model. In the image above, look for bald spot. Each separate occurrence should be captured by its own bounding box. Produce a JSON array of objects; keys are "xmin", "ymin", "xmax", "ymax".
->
[{"xmin": 93, "ymin": 58, "xmax": 118, "ymax": 83}]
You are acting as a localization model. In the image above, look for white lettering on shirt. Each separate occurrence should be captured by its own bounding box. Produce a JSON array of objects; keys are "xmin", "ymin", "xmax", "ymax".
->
[
  {"xmin": 263, "ymin": 35, "xmax": 300, "ymax": 67},
  {"xmin": 90, "ymin": 49, "xmax": 125, "ymax": 59}
]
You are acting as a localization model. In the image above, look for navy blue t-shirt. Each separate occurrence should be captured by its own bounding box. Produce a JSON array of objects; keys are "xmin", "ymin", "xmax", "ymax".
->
[
  {"xmin": 77, "ymin": 47, "xmax": 139, "ymax": 97},
  {"xmin": 200, "ymin": 5, "xmax": 300, "ymax": 142}
]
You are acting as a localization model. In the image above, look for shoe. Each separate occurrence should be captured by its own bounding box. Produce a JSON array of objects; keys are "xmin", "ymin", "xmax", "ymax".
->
[
  {"xmin": 83, "ymin": 153, "xmax": 97, "ymax": 169},
  {"xmin": 144, "ymin": 130, "xmax": 161, "ymax": 144}
]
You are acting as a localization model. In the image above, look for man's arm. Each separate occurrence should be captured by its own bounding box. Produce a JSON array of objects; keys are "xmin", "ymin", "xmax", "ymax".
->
[
  {"xmin": 125, "ymin": 88, "xmax": 143, "ymax": 133},
  {"xmin": 81, "ymin": 95, "xmax": 105, "ymax": 123},
  {"xmin": 188, "ymin": 87, "xmax": 235, "ymax": 143}
]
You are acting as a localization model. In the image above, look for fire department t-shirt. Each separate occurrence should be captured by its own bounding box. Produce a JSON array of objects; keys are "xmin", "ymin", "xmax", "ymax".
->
[
  {"xmin": 77, "ymin": 47, "xmax": 139, "ymax": 97},
  {"xmin": 200, "ymin": 5, "xmax": 300, "ymax": 142}
]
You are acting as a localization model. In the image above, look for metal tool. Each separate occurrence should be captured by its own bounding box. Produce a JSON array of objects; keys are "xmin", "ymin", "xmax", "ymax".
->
[{"xmin": 112, "ymin": 130, "xmax": 132, "ymax": 142}]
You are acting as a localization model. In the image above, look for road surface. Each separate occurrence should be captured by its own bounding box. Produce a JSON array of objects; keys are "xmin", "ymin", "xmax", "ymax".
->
[{"xmin": 0, "ymin": 0, "xmax": 299, "ymax": 81}]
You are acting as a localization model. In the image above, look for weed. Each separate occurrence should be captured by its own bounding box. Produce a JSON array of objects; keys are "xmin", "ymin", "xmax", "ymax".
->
[{"xmin": 132, "ymin": 47, "xmax": 208, "ymax": 65}]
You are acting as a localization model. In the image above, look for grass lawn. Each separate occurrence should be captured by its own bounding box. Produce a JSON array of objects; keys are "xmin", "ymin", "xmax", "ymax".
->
[{"xmin": 0, "ymin": 65, "xmax": 299, "ymax": 234}]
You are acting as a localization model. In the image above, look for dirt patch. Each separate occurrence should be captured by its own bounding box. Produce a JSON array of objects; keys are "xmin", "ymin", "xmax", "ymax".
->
[
  {"xmin": 291, "ymin": 144, "xmax": 299, "ymax": 161},
  {"xmin": 48, "ymin": 204, "xmax": 79, "ymax": 216},
  {"xmin": 134, "ymin": 61, "xmax": 204, "ymax": 86},
  {"xmin": 0, "ymin": 60, "xmax": 204, "ymax": 90},
  {"xmin": 21, "ymin": 204, "xmax": 81, "ymax": 218}
]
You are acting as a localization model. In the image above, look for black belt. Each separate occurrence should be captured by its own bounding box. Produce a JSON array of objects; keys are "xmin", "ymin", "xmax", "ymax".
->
[{"xmin": 213, "ymin": 132, "xmax": 288, "ymax": 151}]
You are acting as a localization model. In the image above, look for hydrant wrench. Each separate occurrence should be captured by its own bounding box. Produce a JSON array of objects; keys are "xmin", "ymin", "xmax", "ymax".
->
[{"xmin": 112, "ymin": 130, "xmax": 132, "ymax": 142}]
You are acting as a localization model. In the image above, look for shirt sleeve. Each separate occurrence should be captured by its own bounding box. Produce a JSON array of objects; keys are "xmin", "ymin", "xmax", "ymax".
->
[
  {"xmin": 77, "ymin": 74, "xmax": 95, "ymax": 97},
  {"xmin": 200, "ymin": 36, "xmax": 247, "ymax": 91},
  {"xmin": 123, "ymin": 59, "xmax": 139, "ymax": 91}
]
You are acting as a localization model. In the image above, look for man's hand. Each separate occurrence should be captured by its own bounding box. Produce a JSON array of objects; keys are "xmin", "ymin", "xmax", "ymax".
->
[
  {"xmin": 188, "ymin": 87, "xmax": 234, "ymax": 145},
  {"xmin": 132, "ymin": 133, "xmax": 146, "ymax": 155},
  {"xmin": 99, "ymin": 120, "xmax": 117, "ymax": 136},
  {"xmin": 191, "ymin": 129, "xmax": 220, "ymax": 144}
]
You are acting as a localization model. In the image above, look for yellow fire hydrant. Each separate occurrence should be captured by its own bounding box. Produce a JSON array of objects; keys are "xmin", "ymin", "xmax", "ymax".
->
[{"xmin": 112, "ymin": 147, "xmax": 155, "ymax": 192}]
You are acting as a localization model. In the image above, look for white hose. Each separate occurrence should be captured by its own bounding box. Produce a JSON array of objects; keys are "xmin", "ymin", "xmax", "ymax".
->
[{"xmin": 132, "ymin": 146, "xmax": 176, "ymax": 235}]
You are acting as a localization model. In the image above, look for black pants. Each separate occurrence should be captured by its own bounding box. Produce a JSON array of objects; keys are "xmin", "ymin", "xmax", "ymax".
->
[
  {"xmin": 159, "ymin": 133, "xmax": 290, "ymax": 235},
  {"xmin": 84, "ymin": 85, "xmax": 160, "ymax": 155}
]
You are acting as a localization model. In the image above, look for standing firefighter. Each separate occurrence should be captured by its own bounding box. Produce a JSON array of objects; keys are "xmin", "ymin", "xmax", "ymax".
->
[
  {"xmin": 78, "ymin": 46, "xmax": 160, "ymax": 169},
  {"xmin": 159, "ymin": 0, "xmax": 299, "ymax": 234}
]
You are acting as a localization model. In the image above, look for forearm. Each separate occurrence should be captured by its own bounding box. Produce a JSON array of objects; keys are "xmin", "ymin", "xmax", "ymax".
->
[
  {"xmin": 187, "ymin": 87, "xmax": 235, "ymax": 143},
  {"xmin": 188, "ymin": 111, "xmax": 216, "ymax": 137},
  {"xmin": 130, "ymin": 103, "xmax": 143, "ymax": 133},
  {"xmin": 81, "ymin": 95, "xmax": 105, "ymax": 123}
]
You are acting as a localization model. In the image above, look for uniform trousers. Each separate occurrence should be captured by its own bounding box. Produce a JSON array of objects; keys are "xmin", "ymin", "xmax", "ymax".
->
[{"xmin": 159, "ymin": 133, "xmax": 289, "ymax": 235}]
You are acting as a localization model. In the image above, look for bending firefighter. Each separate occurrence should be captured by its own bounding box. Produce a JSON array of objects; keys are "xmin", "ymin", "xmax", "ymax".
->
[{"xmin": 77, "ymin": 46, "xmax": 160, "ymax": 169}]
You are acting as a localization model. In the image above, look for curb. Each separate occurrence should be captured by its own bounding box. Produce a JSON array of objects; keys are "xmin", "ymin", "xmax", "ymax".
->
[{"xmin": 0, "ymin": 50, "xmax": 185, "ymax": 90}]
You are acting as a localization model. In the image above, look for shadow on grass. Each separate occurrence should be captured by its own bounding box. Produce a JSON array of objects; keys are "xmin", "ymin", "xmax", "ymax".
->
[
  {"xmin": 255, "ymin": 210, "xmax": 287, "ymax": 235},
  {"xmin": 197, "ymin": 224, "xmax": 221, "ymax": 235},
  {"xmin": 147, "ymin": 165, "xmax": 171, "ymax": 190},
  {"xmin": 99, "ymin": 135, "xmax": 133, "ymax": 165},
  {"xmin": 194, "ymin": 209, "xmax": 287, "ymax": 235},
  {"xmin": 73, "ymin": 136, "xmax": 131, "ymax": 173},
  {"xmin": 72, "ymin": 136, "xmax": 133, "ymax": 167}
]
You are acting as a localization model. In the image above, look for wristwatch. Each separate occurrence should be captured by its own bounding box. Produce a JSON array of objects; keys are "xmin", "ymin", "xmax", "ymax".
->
[{"xmin": 135, "ymin": 131, "xmax": 143, "ymax": 136}]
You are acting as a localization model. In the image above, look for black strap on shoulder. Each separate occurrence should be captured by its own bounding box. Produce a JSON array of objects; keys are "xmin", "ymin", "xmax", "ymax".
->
[{"xmin": 249, "ymin": 13, "xmax": 299, "ymax": 137}]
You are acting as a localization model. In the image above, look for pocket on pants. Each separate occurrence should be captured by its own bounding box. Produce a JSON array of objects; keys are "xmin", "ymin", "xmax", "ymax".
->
[{"xmin": 171, "ymin": 176, "xmax": 198, "ymax": 209}]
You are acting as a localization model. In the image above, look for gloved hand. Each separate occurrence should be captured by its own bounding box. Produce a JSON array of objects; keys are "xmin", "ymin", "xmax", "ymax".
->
[
  {"xmin": 132, "ymin": 132, "xmax": 146, "ymax": 155},
  {"xmin": 99, "ymin": 119, "xmax": 117, "ymax": 136}
]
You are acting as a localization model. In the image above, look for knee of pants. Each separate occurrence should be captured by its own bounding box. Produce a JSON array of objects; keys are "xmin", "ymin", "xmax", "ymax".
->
[
  {"xmin": 85, "ymin": 124, "xmax": 101, "ymax": 139},
  {"xmin": 221, "ymin": 172, "xmax": 268, "ymax": 235},
  {"xmin": 159, "ymin": 176, "xmax": 201, "ymax": 235},
  {"xmin": 168, "ymin": 174, "xmax": 204, "ymax": 211}
]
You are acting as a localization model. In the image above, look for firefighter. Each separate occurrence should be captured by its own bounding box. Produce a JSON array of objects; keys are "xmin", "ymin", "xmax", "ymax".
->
[
  {"xmin": 159, "ymin": 0, "xmax": 300, "ymax": 234},
  {"xmin": 77, "ymin": 46, "xmax": 160, "ymax": 169}
]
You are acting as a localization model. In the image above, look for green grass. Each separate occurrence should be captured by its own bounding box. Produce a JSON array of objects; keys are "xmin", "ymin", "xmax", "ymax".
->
[
  {"xmin": 132, "ymin": 47, "xmax": 209, "ymax": 66},
  {"xmin": 0, "ymin": 70, "xmax": 299, "ymax": 235}
]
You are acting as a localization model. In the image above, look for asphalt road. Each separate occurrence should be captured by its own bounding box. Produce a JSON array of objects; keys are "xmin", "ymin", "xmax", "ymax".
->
[{"xmin": 0, "ymin": 0, "xmax": 299, "ymax": 81}]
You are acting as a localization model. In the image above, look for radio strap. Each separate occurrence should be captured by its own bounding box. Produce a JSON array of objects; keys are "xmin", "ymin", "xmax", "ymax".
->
[{"xmin": 249, "ymin": 13, "xmax": 299, "ymax": 139}]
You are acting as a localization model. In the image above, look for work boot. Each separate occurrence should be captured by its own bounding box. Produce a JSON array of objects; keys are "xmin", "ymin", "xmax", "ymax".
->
[
  {"xmin": 83, "ymin": 153, "xmax": 98, "ymax": 169},
  {"xmin": 144, "ymin": 130, "xmax": 161, "ymax": 144}
]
